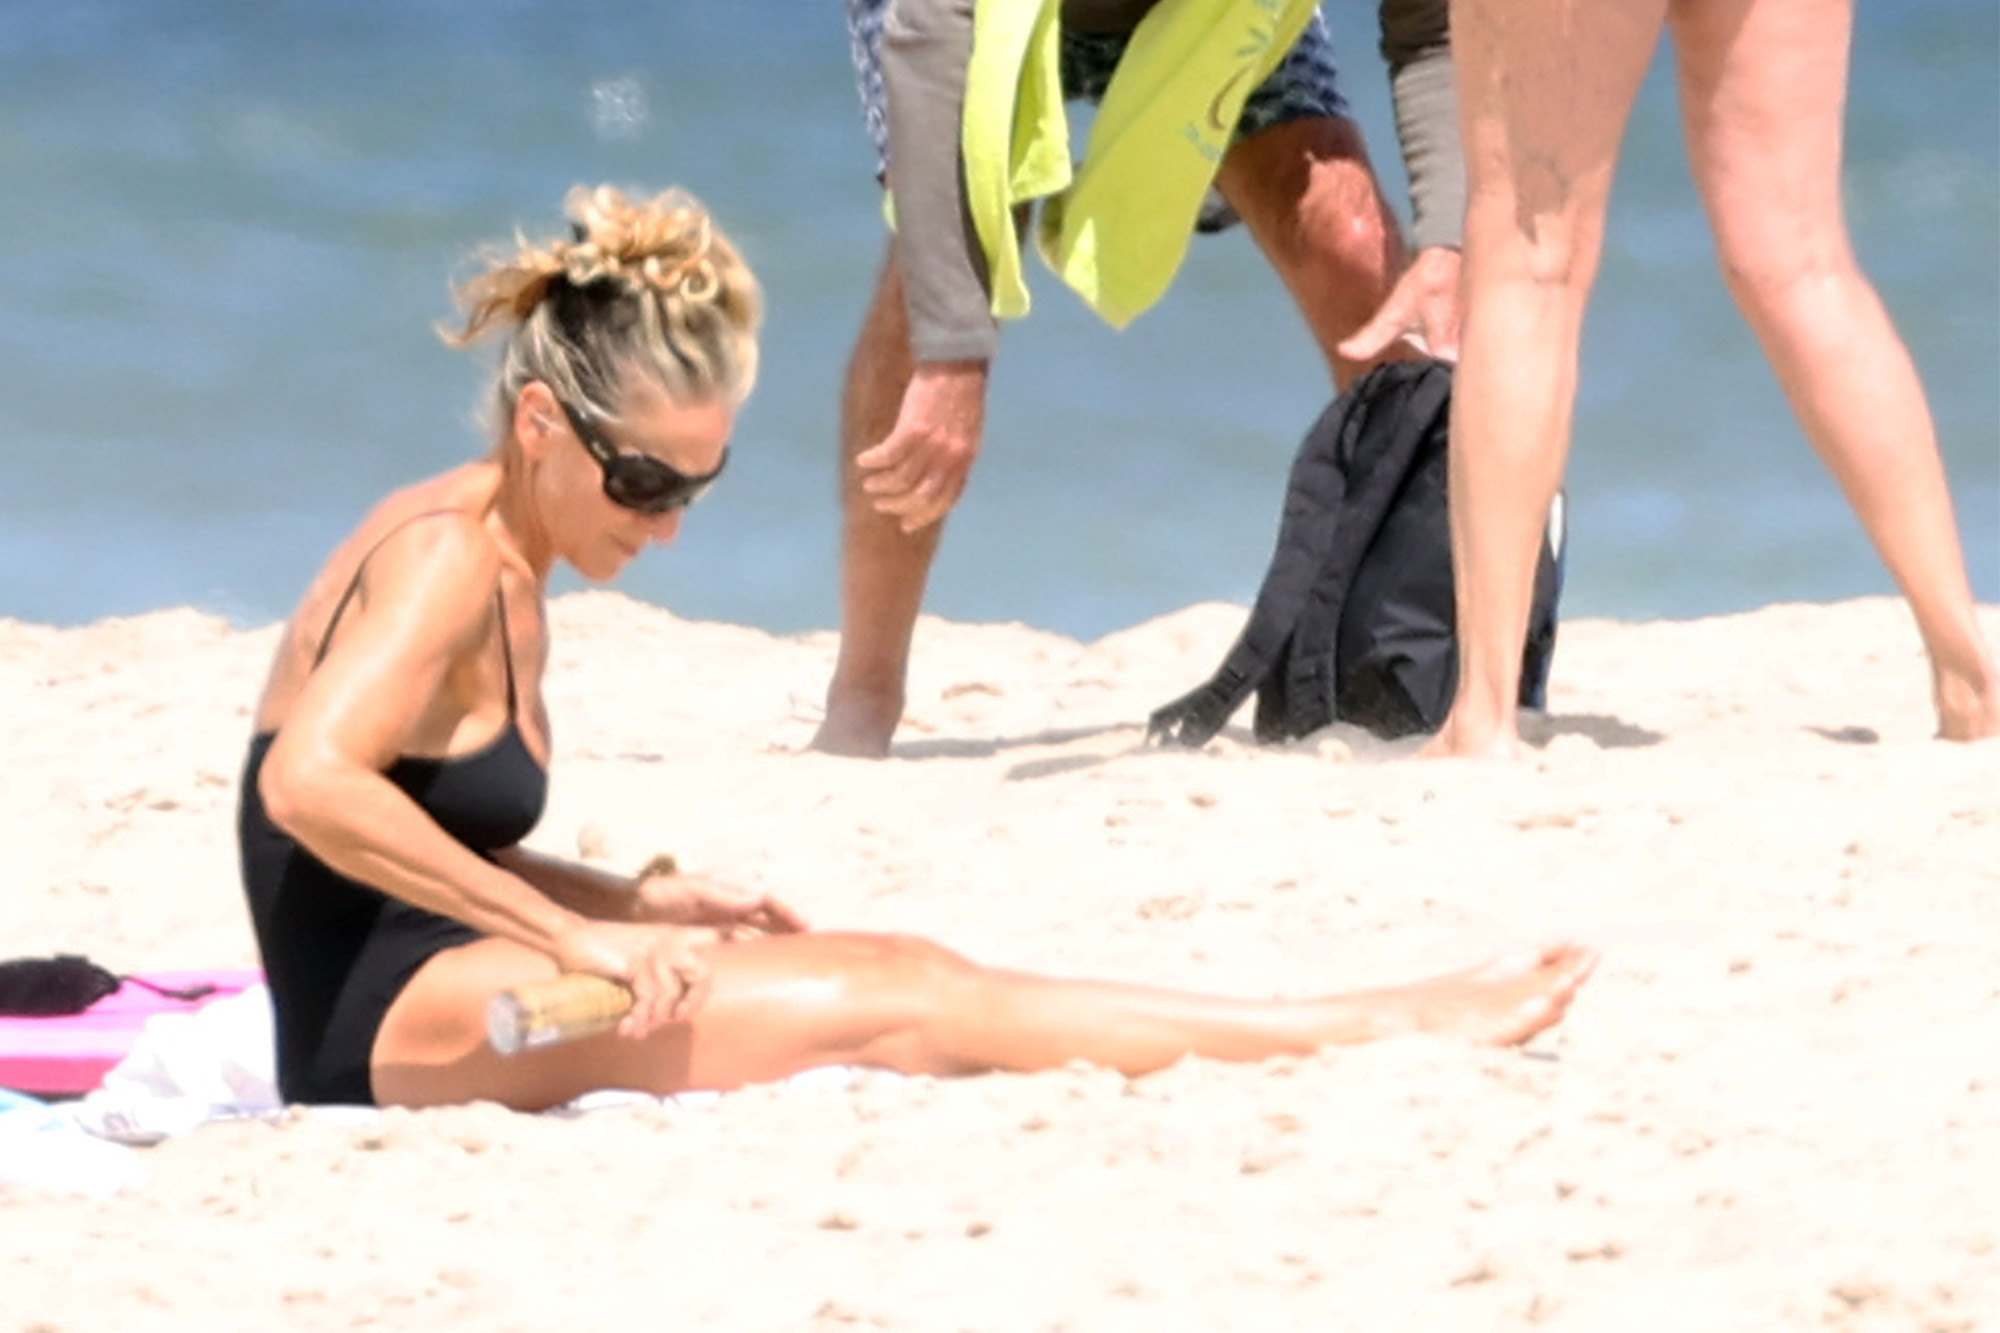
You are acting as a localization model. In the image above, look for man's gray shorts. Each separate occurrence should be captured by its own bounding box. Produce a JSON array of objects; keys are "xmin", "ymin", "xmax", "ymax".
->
[{"xmin": 843, "ymin": 0, "xmax": 1353, "ymax": 180}]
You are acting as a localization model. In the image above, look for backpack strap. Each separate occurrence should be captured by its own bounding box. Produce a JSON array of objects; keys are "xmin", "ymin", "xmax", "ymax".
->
[
  {"xmin": 1271, "ymin": 360, "xmax": 1454, "ymax": 740},
  {"xmin": 1146, "ymin": 393, "xmax": 1362, "ymax": 747}
]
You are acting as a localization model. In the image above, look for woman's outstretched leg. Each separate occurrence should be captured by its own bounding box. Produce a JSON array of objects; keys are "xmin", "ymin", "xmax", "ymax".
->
[
  {"xmin": 1426, "ymin": 0, "xmax": 1670, "ymax": 758},
  {"xmin": 1669, "ymin": 0, "xmax": 1999, "ymax": 740},
  {"xmin": 373, "ymin": 934, "xmax": 1597, "ymax": 1111}
]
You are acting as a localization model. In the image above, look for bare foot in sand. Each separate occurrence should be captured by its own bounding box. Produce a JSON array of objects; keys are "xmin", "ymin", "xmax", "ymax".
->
[
  {"xmin": 1933, "ymin": 656, "xmax": 2000, "ymax": 742},
  {"xmin": 1418, "ymin": 707, "xmax": 1526, "ymax": 762},
  {"xmin": 1363, "ymin": 943, "xmax": 1598, "ymax": 1046},
  {"xmin": 809, "ymin": 683, "xmax": 902, "ymax": 758}
]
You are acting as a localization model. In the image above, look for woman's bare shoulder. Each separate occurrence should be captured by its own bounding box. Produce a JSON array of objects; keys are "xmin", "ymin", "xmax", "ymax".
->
[
  {"xmin": 302, "ymin": 466, "xmax": 496, "ymax": 602},
  {"xmin": 254, "ymin": 466, "xmax": 505, "ymax": 721}
]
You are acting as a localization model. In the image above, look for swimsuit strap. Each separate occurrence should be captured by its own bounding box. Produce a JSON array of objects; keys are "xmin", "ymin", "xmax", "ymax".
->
[
  {"xmin": 494, "ymin": 586, "xmax": 518, "ymax": 722},
  {"xmin": 313, "ymin": 508, "xmax": 464, "ymax": 666},
  {"xmin": 312, "ymin": 511, "xmax": 515, "ymax": 718}
]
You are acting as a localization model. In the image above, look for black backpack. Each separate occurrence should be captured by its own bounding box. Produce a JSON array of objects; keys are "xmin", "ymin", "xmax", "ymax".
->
[{"xmin": 1148, "ymin": 359, "xmax": 1564, "ymax": 747}]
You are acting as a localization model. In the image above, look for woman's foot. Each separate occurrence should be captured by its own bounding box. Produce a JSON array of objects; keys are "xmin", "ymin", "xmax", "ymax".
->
[
  {"xmin": 809, "ymin": 681, "xmax": 903, "ymax": 758},
  {"xmin": 1419, "ymin": 706, "xmax": 1526, "ymax": 761},
  {"xmin": 1375, "ymin": 942, "xmax": 1598, "ymax": 1046},
  {"xmin": 1932, "ymin": 653, "xmax": 2000, "ymax": 742}
]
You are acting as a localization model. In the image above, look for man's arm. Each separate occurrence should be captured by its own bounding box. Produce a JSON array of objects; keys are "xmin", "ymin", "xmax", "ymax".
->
[
  {"xmin": 857, "ymin": 0, "xmax": 1001, "ymax": 531},
  {"xmin": 1339, "ymin": 0, "xmax": 1466, "ymax": 362},
  {"xmin": 879, "ymin": 0, "xmax": 1000, "ymax": 363},
  {"xmin": 1380, "ymin": 0, "xmax": 1464, "ymax": 255}
]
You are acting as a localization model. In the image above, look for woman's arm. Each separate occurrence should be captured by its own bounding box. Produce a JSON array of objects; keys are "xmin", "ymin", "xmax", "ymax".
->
[
  {"xmin": 258, "ymin": 514, "xmax": 588, "ymax": 959},
  {"xmin": 258, "ymin": 511, "xmax": 800, "ymax": 1032},
  {"xmin": 490, "ymin": 845, "xmax": 644, "ymax": 922},
  {"xmin": 494, "ymin": 846, "xmax": 810, "ymax": 937}
]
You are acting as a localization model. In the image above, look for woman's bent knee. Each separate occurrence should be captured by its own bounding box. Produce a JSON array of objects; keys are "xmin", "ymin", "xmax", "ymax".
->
[
  {"xmin": 838, "ymin": 932, "xmax": 977, "ymax": 997},
  {"xmin": 806, "ymin": 933, "xmax": 988, "ymax": 1074}
]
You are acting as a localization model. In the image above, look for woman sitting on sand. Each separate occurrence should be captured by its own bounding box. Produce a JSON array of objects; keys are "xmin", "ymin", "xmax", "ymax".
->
[{"xmin": 239, "ymin": 184, "xmax": 1596, "ymax": 1111}]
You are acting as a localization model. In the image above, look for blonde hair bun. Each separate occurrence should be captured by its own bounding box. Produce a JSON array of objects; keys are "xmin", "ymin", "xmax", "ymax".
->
[{"xmin": 442, "ymin": 184, "xmax": 762, "ymax": 420}]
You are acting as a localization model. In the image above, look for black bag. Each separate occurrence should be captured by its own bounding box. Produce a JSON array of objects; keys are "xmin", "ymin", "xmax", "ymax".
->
[
  {"xmin": 0, "ymin": 954, "xmax": 216, "ymax": 1016},
  {"xmin": 1148, "ymin": 359, "xmax": 1563, "ymax": 746}
]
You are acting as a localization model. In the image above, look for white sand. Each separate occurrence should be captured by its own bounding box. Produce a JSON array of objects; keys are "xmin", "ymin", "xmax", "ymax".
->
[{"xmin": 3, "ymin": 594, "xmax": 1996, "ymax": 1332}]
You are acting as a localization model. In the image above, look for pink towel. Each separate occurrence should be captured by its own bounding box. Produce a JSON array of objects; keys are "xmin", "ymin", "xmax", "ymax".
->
[{"xmin": 0, "ymin": 970, "xmax": 264, "ymax": 1096}]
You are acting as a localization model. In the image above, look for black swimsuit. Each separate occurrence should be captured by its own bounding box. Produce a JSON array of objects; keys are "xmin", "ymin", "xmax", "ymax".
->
[{"xmin": 237, "ymin": 518, "xmax": 548, "ymax": 1105}]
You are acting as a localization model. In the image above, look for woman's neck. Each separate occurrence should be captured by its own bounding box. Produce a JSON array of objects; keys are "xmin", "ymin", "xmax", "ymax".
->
[{"xmin": 482, "ymin": 453, "xmax": 554, "ymax": 586}]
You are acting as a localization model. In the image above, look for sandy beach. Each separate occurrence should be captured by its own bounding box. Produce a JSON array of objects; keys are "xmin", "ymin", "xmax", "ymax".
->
[{"xmin": 3, "ymin": 593, "xmax": 1996, "ymax": 1332}]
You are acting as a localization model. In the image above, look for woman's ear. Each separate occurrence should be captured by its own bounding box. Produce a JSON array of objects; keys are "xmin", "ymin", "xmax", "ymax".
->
[{"xmin": 512, "ymin": 381, "xmax": 558, "ymax": 462}]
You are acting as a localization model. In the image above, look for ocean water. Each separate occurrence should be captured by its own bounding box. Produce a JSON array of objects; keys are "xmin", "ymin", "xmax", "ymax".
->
[{"xmin": 2, "ymin": 0, "xmax": 1994, "ymax": 639}]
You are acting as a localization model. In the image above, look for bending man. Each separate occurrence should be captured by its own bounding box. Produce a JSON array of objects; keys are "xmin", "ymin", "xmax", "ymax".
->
[{"xmin": 816, "ymin": 0, "xmax": 1466, "ymax": 756}]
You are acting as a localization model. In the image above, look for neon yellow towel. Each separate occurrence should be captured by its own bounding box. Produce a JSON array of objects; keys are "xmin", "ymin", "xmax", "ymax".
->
[
  {"xmin": 962, "ymin": 0, "xmax": 1070, "ymax": 321},
  {"xmin": 965, "ymin": 0, "xmax": 1318, "ymax": 329}
]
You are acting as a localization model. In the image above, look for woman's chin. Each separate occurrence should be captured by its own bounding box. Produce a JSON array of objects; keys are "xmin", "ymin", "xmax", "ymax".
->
[{"xmin": 573, "ymin": 547, "xmax": 639, "ymax": 583}]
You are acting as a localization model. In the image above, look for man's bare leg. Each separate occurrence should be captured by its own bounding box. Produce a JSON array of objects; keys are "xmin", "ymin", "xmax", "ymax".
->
[
  {"xmin": 1670, "ymin": 0, "xmax": 2000, "ymax": 740},
  {"xmin": 1426, "ymin": 0, "xmax": 1669, "ymax": 759},
  {"xmin": 1216, "ymin": 114, "xmax": 1407, "ymax": 388},
  {"xmin": 812, "ymin": 247, "xmax": 941, "ymax": 757},
  {"xmin": 374, "ymin": 933, "xmax": 1599, "ymax": 1111}
]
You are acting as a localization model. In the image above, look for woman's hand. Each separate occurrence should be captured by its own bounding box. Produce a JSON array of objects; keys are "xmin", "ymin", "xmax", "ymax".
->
[
  {"xmin": 553, "ymin": 918, "xmax": 722, "ymax": 1037},
  {"xmin": 634, "ymin": 870, "xmax": 809, "ymax": 937}
]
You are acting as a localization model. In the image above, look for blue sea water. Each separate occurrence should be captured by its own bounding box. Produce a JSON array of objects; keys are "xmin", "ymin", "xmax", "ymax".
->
[{"xmin": 1, "ymin": 0, "xmax": 1994, "ymax": 638}]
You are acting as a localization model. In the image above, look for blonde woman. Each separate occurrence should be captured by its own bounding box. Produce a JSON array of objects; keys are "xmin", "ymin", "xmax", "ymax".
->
[
  {"xmin": 239, "ymin": 185, "xmax": 1594, "ymax": 1112},
  {"xmin": 1430, "ymin": 0, "xmax": 1999, "ymax": 758}
]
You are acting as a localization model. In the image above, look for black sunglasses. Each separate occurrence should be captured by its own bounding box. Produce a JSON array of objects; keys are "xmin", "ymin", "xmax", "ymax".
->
[{"xmin": 556, "ymin": 396, "xmax": 726, "ymax": 514}]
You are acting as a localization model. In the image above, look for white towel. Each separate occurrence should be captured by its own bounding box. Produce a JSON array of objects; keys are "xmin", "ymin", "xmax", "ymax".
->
[
  {"xmin": 10, "ymin": 984, "xmax": 887, "ymax": 1197},
  {"xmin": 68, "ymin": 984, "xmax": 282, "ymax": 1146}
]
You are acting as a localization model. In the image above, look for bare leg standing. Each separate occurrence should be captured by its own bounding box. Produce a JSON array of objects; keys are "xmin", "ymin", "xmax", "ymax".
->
[
  {"xmin": 813, "ymin": 247, "xmax": 948, "ymax": 757},
  {"xmin": 1669, "ymin": 0, "xmax": 2000, "ymax": 739},
  {"xmin": 374, "ymin": 933, "xmax": 1597, "ymax": 1112},
  {"xmin": 1427, "ymin": 0, "xmax": 1669, "ymax": 758}
]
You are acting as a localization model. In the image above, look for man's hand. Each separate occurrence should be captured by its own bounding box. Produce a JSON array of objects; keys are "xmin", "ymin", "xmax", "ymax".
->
[
  {"xmin": 856, "ymin": 359, "xmax": 989, "ymax": 533},
  {"xmin": 1337, "ymin": 245, "xmax": 1462, "ymax": 365},
  {"xmin": 634, "ymin": 871, "xmax": 808, "ymax": 938}
]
